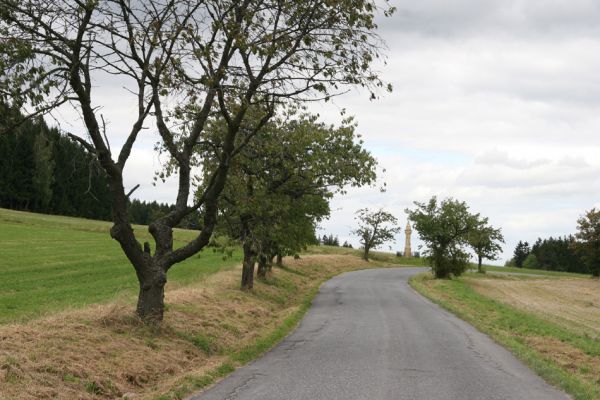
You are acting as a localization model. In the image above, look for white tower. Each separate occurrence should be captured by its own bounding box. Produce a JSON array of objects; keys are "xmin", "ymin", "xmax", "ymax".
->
[{"xmin": 404, "ymin": 222, "xmax": 412, "ymax": 258}]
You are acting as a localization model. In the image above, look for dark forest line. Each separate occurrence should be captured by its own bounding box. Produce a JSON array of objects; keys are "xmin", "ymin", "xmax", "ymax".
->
[{"xmin": 0, "ymin": 105, "xmax": 194, "ymax": 227}]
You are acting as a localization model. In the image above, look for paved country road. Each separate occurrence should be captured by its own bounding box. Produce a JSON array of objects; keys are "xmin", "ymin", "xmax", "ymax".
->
[{"xmin": 190, "ymin": 268, "xmax": 569, "ymax": 400}]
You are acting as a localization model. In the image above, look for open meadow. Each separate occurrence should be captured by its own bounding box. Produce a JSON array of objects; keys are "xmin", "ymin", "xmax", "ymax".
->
[{"xmin": 0, "ymin": 208, "xmax": 241, "ymax": 323}]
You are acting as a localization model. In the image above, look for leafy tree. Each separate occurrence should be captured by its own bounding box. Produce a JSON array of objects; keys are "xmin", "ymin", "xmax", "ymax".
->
[
  {"xmin": 467, "ymin": 217, "xmax": 504, "ymax": 273},
  {"xmin": 352, "ymin": 208, "xmax": 401, "ymax": 261},
  {"xmin": 207, "ymin": 112, "xmax": 377, "ymax": 289},
  {"xmin": 522, "ymin": 253, "xmax": 539, "ymax": 269},
  {"xmin": 407, "ymin": 197, "xmax": 480, "ymax": 278},
  {"xmin": 513, "ymin": 241, "xmax": 531, "ymax": 268},
  {"xmin": 1, "ymin": 0, "xmax": 392, "ymax": 322},
  {"xmin": 574, "ymin": 208, "xmax": 600, "ymax": 277}
]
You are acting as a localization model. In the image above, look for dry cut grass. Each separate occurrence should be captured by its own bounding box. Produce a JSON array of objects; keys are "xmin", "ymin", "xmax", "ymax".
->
[
  {"xmin": 0, "ymin": 254, "xmax": 375, "ymax": 400},
  {"xmin": 467, "ymin": 277, "xmax": 600, "ymax": 339}
]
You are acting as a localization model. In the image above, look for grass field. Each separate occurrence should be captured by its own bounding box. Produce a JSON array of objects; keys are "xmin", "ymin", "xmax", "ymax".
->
[
  {"xmin": 411, "ymin": 272, "xmax": 600, "ymax": 400},
  {"xmin": 0, "ymin": 208, "xmax": 241, "ymax": 323}
]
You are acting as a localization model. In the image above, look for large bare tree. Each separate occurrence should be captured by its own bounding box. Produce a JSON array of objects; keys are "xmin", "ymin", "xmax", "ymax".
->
[{"xmin": 0, "ymin": 0, "xmax": 393, "ymax": 322}]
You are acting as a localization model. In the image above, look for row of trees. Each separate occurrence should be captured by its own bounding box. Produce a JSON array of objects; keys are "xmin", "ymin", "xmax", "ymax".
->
[
  {"xmin": 407, "ymin": 197, "xmax": 504, "ymax": 278},
  {"xmin": 205, "ymin": 113, "xmax": 376, "ymax": 289},
  {"xmin": 509, "ymin": 209, "xmax": 600, "ymax": 276},
  {"xmin": 0, "ymin": 0, "xmax": 393, "ymax": 322},
  {"xmin": 318, "ymin": 235, "xmax": 354, "ymax": 248}
]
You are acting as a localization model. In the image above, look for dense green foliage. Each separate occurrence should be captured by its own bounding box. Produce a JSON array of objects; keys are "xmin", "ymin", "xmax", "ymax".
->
[
  {"xmin": 512, "ymin": 240, "xmax": 531, "ymax": 268},
  {"xmin": 0, "ymin": 106, "xmax": 203, "ymax": 228},
  {"xmin": 575, "ymin": 208, "xmax": 600, "ymax": 277},
  {"xmin": 508, "ymin": 236, "xmax": 588, "ymax": 274},
  {"xmin": 202, "ymin": 112, "xmax": 377, "ymax": 287},
  {"xmin": 407, "ymin": 197, "xmax": 481, "ymax": 278},
  {"xmin": 319, "ymin": 235, "xmax": 341, "ymax": 247},
  {"xmin": 467, "ymin": 217, "xmax": 504, "ymax": 273}
]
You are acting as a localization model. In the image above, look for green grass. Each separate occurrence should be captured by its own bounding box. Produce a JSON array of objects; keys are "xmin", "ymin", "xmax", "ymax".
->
[
  {"xmin": 410, "ymin": 273, "xmax": 600, "ymax": 400},
  {"xmin": 0, "ymin": 208, "xmax": 242, "ymax": 323}
]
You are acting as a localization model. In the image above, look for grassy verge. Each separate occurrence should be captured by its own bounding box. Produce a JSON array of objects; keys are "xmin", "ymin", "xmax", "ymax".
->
[
  {"xmin": 0, "ymin": 253, "xmax": 393, "ymax": 400},
  {"xmin": 0, "ymin": 208, "xmax": 242, "ymax": 323},
  {"xmin": 410, "ymin": 273, "xmax": 600, "ymax": 400}
]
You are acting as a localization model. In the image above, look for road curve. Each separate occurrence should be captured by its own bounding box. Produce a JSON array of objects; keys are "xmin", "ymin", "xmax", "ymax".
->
[{"xmin": 190, "ymin": 268, "xmax": 569, "ymax": 400}]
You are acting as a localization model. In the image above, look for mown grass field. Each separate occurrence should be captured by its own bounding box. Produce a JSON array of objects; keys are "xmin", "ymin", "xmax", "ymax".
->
[
  {"xmin": 411, "ymin": 271, "xmax": 600, "ymax": 400},
  {"xmin": 0, "ymin": 208, "xmax": 241, "ymax": 323}
]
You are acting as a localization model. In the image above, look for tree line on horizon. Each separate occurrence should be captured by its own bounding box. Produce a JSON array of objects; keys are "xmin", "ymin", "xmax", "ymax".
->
[
  {"xmin": 508, "ymin": 208, "xmax": 600, "ymax": 277},
  {"xmin": 0, "ymin": 105, "xmax": 204, "ymax": 228}
]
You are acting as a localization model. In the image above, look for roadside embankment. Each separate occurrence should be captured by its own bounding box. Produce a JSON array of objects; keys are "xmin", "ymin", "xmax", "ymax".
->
[{"xmin": 1, "ymin": 254, "xmax": 387, "ymax": 400}]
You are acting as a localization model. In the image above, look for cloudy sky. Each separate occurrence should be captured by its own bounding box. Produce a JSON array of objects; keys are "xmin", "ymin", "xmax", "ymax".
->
[
  {"xmin": 55, "ymin": 0, "xmax": 600, "ymax": 263},
  {"xmin": 309, "ymin": 0, "xmax": 600, "ymax": 262}
]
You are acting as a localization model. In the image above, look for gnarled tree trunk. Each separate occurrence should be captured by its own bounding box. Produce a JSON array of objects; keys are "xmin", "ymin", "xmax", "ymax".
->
[
  {"xmin": 136, "ymin": 266, "xmax": 167, "ymax": 323},
  {"xmin": 363, "ymin": 245, "xmax": 370, "ymax": 261}
]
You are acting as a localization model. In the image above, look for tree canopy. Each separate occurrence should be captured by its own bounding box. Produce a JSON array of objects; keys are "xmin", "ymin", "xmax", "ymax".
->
[
  {"xmin": 204, "ymin": 111, "xmax": 377, "ymax": 289},
  {"xmin": 467, "ymin": 217, "xmax": 504, "ymax": 273},
  {"xmin": 352, "ymin": 208, "xmax": 400, "ymax": 261},
  {"xmin": 407, "ymin": 197, "xmax": 480, "ymax": 278},
  {"xmin": 574, "ymin": 208, "xmax": 600, "ymax": 277}
]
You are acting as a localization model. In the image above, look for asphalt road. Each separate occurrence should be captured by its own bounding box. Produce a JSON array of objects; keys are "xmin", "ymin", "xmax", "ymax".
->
[{"xmin": 190, "ymin": 268, "xmax": 569, "ymax": 400}]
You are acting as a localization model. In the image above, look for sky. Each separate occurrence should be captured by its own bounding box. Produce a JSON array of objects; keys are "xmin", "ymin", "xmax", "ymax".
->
[
  {"xmin": 53, "ymin": 0, "xmax": 600, "ymax": 264},
  {"xmin": 310, "ymin": 0, "xmax": 600, "ymax": 262}
]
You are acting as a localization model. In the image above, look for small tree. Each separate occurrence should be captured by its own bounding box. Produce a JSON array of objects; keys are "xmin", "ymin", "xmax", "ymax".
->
[
  {"xmin": 407, "ymin": 197, "xmax": 479, "ymax": 278},
  {"xmin": 467, "ymin": 217, "xmax": 504, "ymax": 273},
  {"xmin": 352, "ymin": 208, "xmax": 400, "ymax": 261},
  {"xmin": 522, "ymin": 253, "xmax": 539, "ymax": 270},
  {"xmin": 513, "ymin": 241, "xmax": 531, "ymax": 268},
  {"xmin": 574, "ymin": 208, "xmax": 600, "ymax": 277}
]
